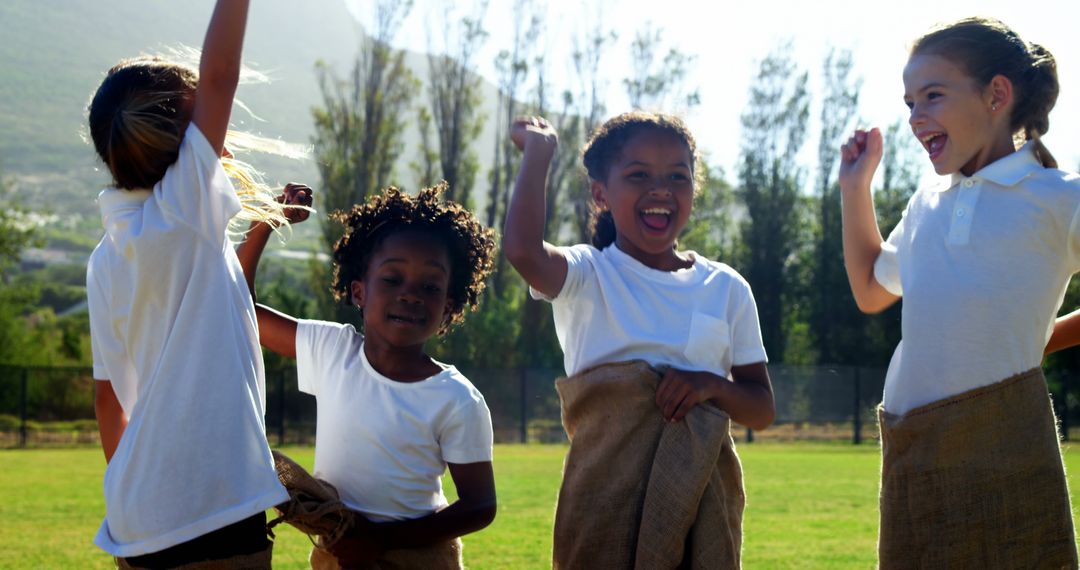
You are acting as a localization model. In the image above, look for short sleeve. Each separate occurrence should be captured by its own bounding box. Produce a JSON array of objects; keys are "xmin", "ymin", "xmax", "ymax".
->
[
  {"xmin": 154, "ymin": 123, "xmax": 241, "ymax": 246},
  {"xmin": 528, "ymin": 244, "xmax": 593, "ymax": 302},
  {"xmin": 729, "ymin": 279, "xmax": 769, "ymax": 366},
  {"xmin": 873, "ymin": 215, "xmax": 906, "ymax": 296},
  {"xmin": 295, "ymin": 319, "xmax": 359, "ymax": 396},
  {"xmin": 87, "ymin": 255, "xmax": 125, "ymax": 382},
  {"xmin": 1068, "ymin": 200, "xmax": 1080, "ymax": 273},
  {"xmin": 439, "ymin": 389, "xmax": 494, "ymax": 464}
]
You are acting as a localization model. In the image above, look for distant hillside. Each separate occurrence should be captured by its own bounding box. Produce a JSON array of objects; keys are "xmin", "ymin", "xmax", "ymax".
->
[{"xmin": 0, "ymin": 1, "xmax": 505, "ymax": 225}]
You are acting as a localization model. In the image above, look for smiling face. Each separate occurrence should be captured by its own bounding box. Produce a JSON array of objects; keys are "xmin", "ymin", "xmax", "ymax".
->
[
  {"xmin": 350, "ymin": 229, "xmax": 452, "ymax": 352},
  {"xmin": 591, "ymin": 128, "xmax": 694, "ymax": 270},
  {"xmin": 903, "ymin": 53, "xmax": 1016, "ymax": 176}
]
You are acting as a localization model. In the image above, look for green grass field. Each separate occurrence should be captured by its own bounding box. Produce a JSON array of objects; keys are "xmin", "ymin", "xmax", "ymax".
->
[{"xmin": 2, "ymin": 443, "xmax": 1078, "ymax": 569}]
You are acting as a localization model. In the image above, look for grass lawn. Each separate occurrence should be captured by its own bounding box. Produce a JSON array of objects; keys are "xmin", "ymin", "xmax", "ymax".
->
[{"xmin": 2, "ymin": 443, "xmax": 1078, "ymax": 569}]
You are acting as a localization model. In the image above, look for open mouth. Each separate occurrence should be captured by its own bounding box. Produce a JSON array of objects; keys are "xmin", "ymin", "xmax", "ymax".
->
[
  {"xmin": 640, "ymin": 207, "xmax": 672, "ymax": 232},
  {"xmin": 388, "ymin": 314, "xmax": 426, "ymax": 326},
  {"xmin": 920, "ymin": 131, "xmax": 947, "ymax": 161}
]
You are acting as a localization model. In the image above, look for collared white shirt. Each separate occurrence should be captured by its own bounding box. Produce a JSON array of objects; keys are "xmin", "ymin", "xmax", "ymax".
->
[
  {"xmin": 87, "ymin": 124, "xmax": 287, "ymax": 556},
  {"xmin": 874, "ymin": 142, "xmax": 1080, "ymax": 414}
]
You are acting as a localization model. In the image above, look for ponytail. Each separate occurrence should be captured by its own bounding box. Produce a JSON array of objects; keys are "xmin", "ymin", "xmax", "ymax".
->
[{"xmin": 591, "ymin": 209, "xmax": 616, "ymax": 249}]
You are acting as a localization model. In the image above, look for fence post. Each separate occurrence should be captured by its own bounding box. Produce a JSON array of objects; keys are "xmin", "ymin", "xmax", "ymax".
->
[
  {"xmin": 277, "ymin": 370, "xmax": 286, "ymax": 447},
  {"xmin": 746, "ymin": 427, "xmax": 753, "ymax": 443},
  {"xmin": 853, "ymin": 367, "xmax": 862, "ymax": 445},
  {"xmin": 19, "ymin": 367, "xmax": 28, "ymax": 448},
  {"xmin": 519, "ymin": 369, "xmax": 528, "ymax": 444}
]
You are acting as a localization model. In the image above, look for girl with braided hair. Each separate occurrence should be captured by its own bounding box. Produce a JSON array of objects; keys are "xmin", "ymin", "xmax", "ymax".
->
[{"xmin": 840, "ymin": 16, "xmax": 1078, "ymax": 567}]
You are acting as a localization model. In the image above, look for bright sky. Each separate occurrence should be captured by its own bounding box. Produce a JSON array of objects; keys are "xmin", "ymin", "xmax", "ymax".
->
[{"xmin": 348, "ymin": 0, "xmax": 1080, "ymax": 186}]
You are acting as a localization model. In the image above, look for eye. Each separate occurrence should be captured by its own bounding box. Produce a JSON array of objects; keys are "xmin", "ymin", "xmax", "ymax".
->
[
  {"xmin": 926, "ymin": 91, "xmax": 942, "ymax": 101},
  {"xmin": 670, "ymin": 172, "xmax": 690, "ymax": 182},
  {"xmin": 626, "ymin": 171, "xmax": 648, "ymax": 180},
  {"xmin": 381, "ymin": 276, "xmax": 402, "ymax": 286},
  {"xmin": 903, "ymin": 99, "xmax": 914, "ymax": 110}
]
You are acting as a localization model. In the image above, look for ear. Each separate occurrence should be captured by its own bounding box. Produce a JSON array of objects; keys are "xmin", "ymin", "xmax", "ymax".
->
[
  {"xmin": 590, "ymin": 179, "xmax": 608, "ymax": 210},
  {"xmin": 986, "ymin": 74, "xmax": 1014, "ymax": 116},
  {"xmin": 350, "ymin": 280, "xmax": 365, "ymax": 308}
]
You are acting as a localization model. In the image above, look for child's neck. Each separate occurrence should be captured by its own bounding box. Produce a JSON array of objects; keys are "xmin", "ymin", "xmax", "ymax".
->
[
  {"xmin": 615, "ymin": 237, "xmax": 694, "ymax": 272},
  {"xmin": 363, "ymin": 340, "xmax": 441, "ymax": 383}
]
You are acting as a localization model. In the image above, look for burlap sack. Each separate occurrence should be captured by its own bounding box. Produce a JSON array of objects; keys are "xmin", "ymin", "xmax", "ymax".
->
[
  {"xmin": 878, "ymin": 368, "xmax": 1078, "ymax": 569},
  {"xmin": 269, "ymin": 450, "xmax": 355, "ymax": 547},
  {"xmin": 271, "ymin": 451, "xmax": 464, "ymax": 570},
  {"xmin": 308, "ymin": 538, "xmax": 463, "ymax": 570},
  {"xmin": 553, "ymin": 360, "xmax": 744, "ymax": 569}
]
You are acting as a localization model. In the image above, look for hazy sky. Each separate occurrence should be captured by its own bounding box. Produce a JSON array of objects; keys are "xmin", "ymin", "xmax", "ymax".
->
[{"xmin": 348, "ymin": 0, "xmax": 1080, "ymax": 187}]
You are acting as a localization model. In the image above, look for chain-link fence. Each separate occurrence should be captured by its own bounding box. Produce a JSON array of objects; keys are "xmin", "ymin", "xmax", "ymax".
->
[{"xmin": 2, "ymin": 363, "xmax": 1077, "ymax": 448}]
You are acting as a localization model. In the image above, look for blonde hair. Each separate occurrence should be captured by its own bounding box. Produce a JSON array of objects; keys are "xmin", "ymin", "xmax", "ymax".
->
[{"xmin": 88, "ymin": 56, "xmax": 308, "ymax": 233}]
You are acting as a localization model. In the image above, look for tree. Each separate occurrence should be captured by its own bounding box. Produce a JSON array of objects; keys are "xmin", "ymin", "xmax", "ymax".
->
[
  {"xmin": 809, "ymin": 48, "xmax": 862, "ymax": 365},
  {"xmin": 422, "ymin": 1, "xmax": 489, "ymax": 206},
  {"xmin": 310, "ymin": 0, "xmax": 417, "ymax": 321},
  {"xmin": 736, "ymin": 44, "xmax": 810, "ymax": 360},
  {"xmin": 623, "ymin": 23, "xmax": 700, "ymax": 112}
]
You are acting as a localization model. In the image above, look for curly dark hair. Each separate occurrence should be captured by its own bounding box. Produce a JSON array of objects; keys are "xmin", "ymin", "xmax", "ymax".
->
[
  {"xmin": 331, "ymin": 183, "xmax": 497, "ymax": 334},
  {"xmin": 581, "ymin": 110, "xmax": 701, "ymax": 249}
]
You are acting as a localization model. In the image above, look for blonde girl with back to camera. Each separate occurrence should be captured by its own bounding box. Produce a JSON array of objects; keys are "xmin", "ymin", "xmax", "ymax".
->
[{"xmin": 85, "ymin": 0, "xmax": 305, "ymax": 566}]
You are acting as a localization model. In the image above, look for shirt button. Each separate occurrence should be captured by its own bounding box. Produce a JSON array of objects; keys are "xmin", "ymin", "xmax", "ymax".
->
[
  {"xmin": 963, "ymin": 179, "xmax": 974, "ymax": 188},
  {"xmin": 956, "ymin": 208, "xmax": 965, "ymax": 217}
]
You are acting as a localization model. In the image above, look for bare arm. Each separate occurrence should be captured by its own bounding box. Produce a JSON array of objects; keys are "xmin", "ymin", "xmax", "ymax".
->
[
  {"xmin": 191, "ymin": 0, "xmax": 249, "ymax": 155},
  {"xmin": 503, "ymin": 117, "xmax": 568, "ymax": 299},
  {"xmin": 839, "ymin": 128, "xmax": 900, "ymax": 314},
  {"xmin": 655, "ymin": 363, "xmax": 775, "ymax": 431},
  {"xmin": 94, "ymin": 381, "xmax": 127, "ymax": 463},
  {"xmin": 329, "ymin": 462, "xmax": 497, "ymax": 566},
  {"xmin": 1046, "ymin": 308, "xmax": 1080, "ymax": 355},
  {"xmin": 236, "ymin": 184, "xmax": 312, "ymax": 358}
]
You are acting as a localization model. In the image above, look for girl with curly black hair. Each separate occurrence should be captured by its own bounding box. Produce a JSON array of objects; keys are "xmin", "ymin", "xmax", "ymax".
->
[{"xmin": 238, "ymin": 183, "xmax": 497, "ymax": 569}]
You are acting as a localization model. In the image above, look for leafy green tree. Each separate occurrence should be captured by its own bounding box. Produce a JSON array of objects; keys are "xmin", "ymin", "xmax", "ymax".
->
[
  {"xmin": 809, "ymin": 48, "xmax": 862, "ymax": 365},
  {"xmin": 310, "ymin": 0, "xmax": 418, "ymax": 322},
  {"xmin": 736, "ymin": 44, "xmax": 810, "ymax": 360},
  {"xmin": 423, "ymin": 1, "xmax": 489, "ymax": 206},
  {"xmin": 623, "ymin": 23, "xmax": 700, "ymax": 112}
]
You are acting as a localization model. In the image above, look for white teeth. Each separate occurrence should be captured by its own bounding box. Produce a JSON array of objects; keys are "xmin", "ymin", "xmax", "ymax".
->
[
  {"xmin": 920, "ymin": 133, "xmax": 942, "ymax": 143},
  {"xmin": 642, "ymin": 208, "xmax": 671, "ymax": 215}
]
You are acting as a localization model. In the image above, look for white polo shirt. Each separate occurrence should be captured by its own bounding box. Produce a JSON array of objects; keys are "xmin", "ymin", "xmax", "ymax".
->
[
  {"xmin": 534, "ymin": 243, "xmax": 768, "ymax": 378},
  {"xmin": 295, "ymin": 319, "xmax": 493, "ymax": 522},
  {"xmin": 875, "ymin": 142, "xmax": 1080, "ymax": 415},
  {"xmin": 87, "ymin": 124, "xmax": 288, "ymax": 557}
]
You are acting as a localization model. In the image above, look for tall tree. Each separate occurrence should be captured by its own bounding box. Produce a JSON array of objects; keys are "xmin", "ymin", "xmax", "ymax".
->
[
  {"xmin": 623, "ymin": 23, "xmax": 700, "ymax": 112},
  {"xmin": 737, "ymin": 45, "xmax": 810, "ymax": 360},
  {"xmin": 809, "ymin": 48, "xmax": 862, "ymax": 365},
  {"xmin": 423, "ymin": 0, "xmax": 489, "ymax": 206},
  {"xmin": 312, "ymin": 0, "xmax": 416, "ymax": 243},
  {"xmin": 310, "ymin": 0, "xmax": 417, "ymax": 321},
  {"xmin": 567, "ymin": 9, "xmax": 617, "ymax": 243}
]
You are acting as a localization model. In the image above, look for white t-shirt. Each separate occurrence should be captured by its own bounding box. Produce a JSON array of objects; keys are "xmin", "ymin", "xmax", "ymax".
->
[
  {"xmin": 534, "ymin": 243, "xmax": 768, "ymax": 378},
  {"xmin": 295, "ymin": 319, "xmax": 494, "ymax": 522},
  {"xmin": 874, "ymin": 142, "xmax": 1080, "ymax": 415},
  {"xmin": 87, "ymin": 124, "xmax": 288, "ymax": 557}
]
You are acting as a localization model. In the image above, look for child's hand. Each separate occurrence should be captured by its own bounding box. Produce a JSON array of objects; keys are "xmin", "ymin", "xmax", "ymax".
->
[
  {"xmin": 655, "ymin": 369, "xmax": 722, "ymax": 422},
  {"xmin": 510, "ymin": 116, "xmax": 558, "ymax": 155},
  {"xmin": 838, "ymin": 128, "xmax": 883, "ymax": 194},
  {"xmin": 279, "ymin": 183, "xmax": 314, "ymax": 224}
]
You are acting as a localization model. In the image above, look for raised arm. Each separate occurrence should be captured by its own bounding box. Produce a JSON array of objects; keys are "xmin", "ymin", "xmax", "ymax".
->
[
  {"xmin": 192, "ymin": 0, "xmax": 250, "ymax": 155},
  {"xmin": 236, "ymin": 183, "xmax": 312, "ymax": 358},
  {"xmin": 503, "ymin": 117, "xmax": 569, "ymax": 299},
  {"xmin": 839, "ymin": 128, "xmax": 900, "ymax": 314}
]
